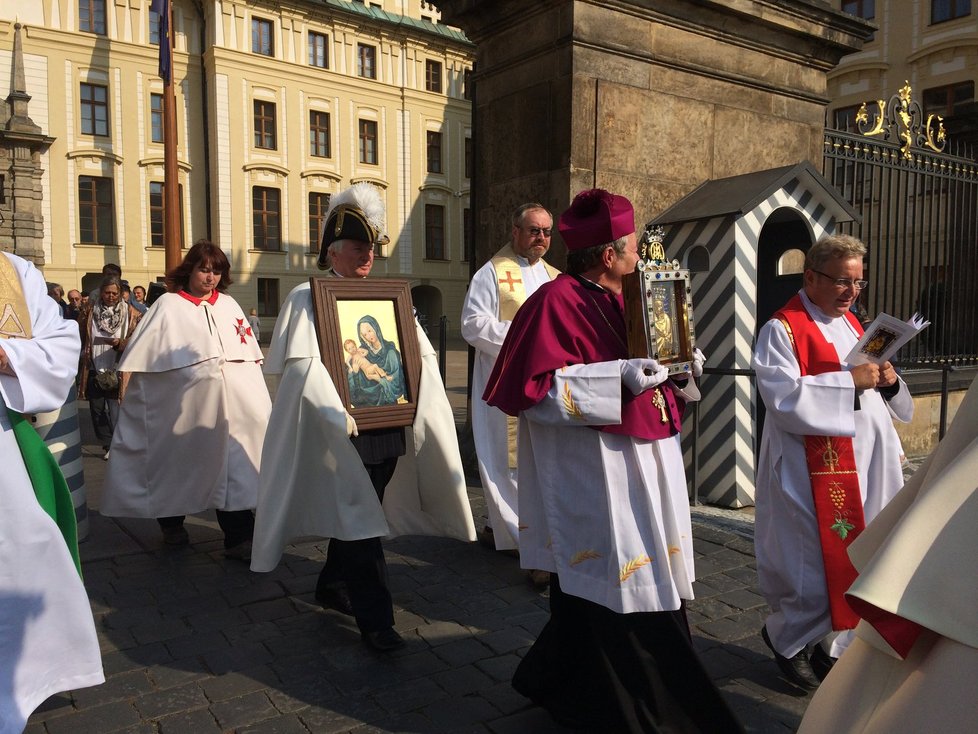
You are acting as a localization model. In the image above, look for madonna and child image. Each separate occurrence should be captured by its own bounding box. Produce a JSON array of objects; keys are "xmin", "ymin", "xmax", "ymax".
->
[{"xmin": 336, "ymin": 301, "xmax": 407, "ymax": 408}]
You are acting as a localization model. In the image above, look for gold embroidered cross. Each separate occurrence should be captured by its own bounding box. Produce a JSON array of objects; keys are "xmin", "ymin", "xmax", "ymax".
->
[
  {"xmin": 499, "ymin": 271, "xmax": 522, "ymax": 292},
  {"xmin": 822, "ymin": 437, "xmax": 840, "ymax": 472},
  {"xmin": 650, "ymin": 388, "xmax": 668, "ymax": 423}
]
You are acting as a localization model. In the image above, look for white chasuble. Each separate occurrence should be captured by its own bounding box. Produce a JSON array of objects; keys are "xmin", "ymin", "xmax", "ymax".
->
[
  {"xmin": 461, "ymin": 250, "xmax": 557, "ymax": 550},
  {"xmin": 0, "ymin": 253, "xmax": 103, "ymax": 732}
]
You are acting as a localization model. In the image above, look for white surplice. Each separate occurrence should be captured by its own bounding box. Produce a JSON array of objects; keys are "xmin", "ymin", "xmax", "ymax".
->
[
  {"xmin": 460, "ymin": 255, "xmax": 555, "ymax": 550},
  {"xmin": 100, "ymin": 292, "xmax": 270, "ymax": 517},
  {"xmin": 0, "ymin": 253, "xmax": 103, "ymax": 733},
  {"xmin": 752, "ymin": 290, "xmax": 913, "ymax": 658},
  {"xmin": 250, "ymin": 282, "xmax": 475, "ymax": 573},
  {"xmin": 513, "ymin": 361, "xmax": 697, "ymax": 614}
]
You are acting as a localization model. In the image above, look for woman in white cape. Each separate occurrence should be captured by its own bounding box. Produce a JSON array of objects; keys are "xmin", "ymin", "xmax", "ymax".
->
[{"xmin": 100, "ymin": 241, "xmax": 271, "ymax": 558}]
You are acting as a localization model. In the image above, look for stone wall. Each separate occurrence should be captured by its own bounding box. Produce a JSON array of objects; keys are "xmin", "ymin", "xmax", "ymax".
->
[{"xmin": 436, "ymin": 0, "xmax": 872, "ymax": 267}]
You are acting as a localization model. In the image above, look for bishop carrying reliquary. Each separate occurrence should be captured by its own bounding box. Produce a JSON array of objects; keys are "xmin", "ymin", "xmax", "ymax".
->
[{"xmin": 622, "ymin": 224, "xmax": 697, "ymax": 375}]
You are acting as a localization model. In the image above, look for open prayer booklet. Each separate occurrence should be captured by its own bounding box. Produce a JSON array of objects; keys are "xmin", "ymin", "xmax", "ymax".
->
[{"xmin": 846, "ymin": 312, "xmax": 930, "ymax": 366}]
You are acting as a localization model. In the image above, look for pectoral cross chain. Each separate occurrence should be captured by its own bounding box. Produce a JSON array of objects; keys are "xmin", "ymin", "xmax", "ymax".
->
[{"xmin": 650, "ymin": 388, "xmax": 669, "ymax": 423}]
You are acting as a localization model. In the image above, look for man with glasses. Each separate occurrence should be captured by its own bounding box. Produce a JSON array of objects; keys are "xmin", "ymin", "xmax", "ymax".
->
[
  {"xmin": 461, "ymin": 203, "xmax": 559, "ymax": 587},
  {"xmin": 752, "ymin": 233, "xmax": 913, "ymax": 689}
]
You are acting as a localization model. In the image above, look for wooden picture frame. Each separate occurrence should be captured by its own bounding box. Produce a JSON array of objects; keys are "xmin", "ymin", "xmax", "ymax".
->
[{"xmin": 309, "ymin": 277, "xmax": 422, "ymax": 430}]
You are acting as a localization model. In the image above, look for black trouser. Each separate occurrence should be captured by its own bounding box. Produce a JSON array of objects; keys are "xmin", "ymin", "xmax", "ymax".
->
[
  {"xmin": 316, "ymin": 457, "xmax": 399, "ymax": 634},
  {"xmin": 157, "ymin": 510, "xmax": 255, "ymax": 548},
  {"xmin": 513, "ymin": 575, "xmax": 744, "ymax": 734},
  {"xmin": 86, "ymin": 373, "xmax": 118, "ymax": 447}
]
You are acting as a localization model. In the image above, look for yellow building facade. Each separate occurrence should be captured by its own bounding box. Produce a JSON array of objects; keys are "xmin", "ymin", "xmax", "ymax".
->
[
  {"xmin": 0, "ymin": 0, "xmax": 473, "ymax": 332},
  {"xmin": 827, "ymin": 0, "xmax": 978, "ymax": 144}
]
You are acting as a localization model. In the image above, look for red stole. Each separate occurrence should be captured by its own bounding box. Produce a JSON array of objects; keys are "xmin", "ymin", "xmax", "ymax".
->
[{"xmin": 774, "ymin": 294, "xmax": 864, "ymax": 630}]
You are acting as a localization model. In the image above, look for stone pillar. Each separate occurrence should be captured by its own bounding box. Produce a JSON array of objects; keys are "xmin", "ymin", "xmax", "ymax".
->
[
  {"xmin": 0, "ymin": 23, "xmax": 55, "ymax": 264},
  {"xmin": 436, "ymin": 0, "xmax": 872, "ymax": 266}
]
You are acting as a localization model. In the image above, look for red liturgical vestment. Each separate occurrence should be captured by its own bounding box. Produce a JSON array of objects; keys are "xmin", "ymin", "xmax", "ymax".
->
[{"xmin": 774, "ymin": 294, "xmax": 864, "ymax": 630}]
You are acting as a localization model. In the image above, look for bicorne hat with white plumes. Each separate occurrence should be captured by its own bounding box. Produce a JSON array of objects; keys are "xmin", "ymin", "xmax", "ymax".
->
[{"xmin": 317, "ymin": 182, "xmax": 390, "ymax": 270}]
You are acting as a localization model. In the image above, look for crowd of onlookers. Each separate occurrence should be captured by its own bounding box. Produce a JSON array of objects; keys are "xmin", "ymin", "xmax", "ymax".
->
[{"xmin": 45, "ymin": 264, "xmax": 148, "ymax": 459}]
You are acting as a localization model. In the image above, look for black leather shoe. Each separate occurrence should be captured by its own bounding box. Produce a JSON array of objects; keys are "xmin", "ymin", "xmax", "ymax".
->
[
  {"xmin": 315, "ymin": 586, "xmax": 354, "ymax": 616},
  {"xmin": 761, "ymin": 626, "xmax": 820, "ymax": 690},
  {"xmin": 809, "ymin": 644, "xmax": 837, "ymax": 682},
  {"xmin": 362, "ymin": 627, "xmax": 405, "ymax": 652}
]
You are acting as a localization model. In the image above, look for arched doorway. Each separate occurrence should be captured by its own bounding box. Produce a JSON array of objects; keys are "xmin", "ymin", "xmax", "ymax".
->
[
  {"xmin": 755, "ymin": 208, "xmax": 814, "ymax": 330},
  {"xmin": 411, "ymin": 284, "xmax": 443, "ymax": 337},
  {"xmin": 754, "ymin": 208, "xmax": 815, "ymax": 451}
]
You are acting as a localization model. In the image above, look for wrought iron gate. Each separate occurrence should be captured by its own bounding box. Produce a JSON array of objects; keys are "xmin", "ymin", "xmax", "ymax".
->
[{"xmin": 822, "ymin": 83, "xmax": 978, "ymax": 366}]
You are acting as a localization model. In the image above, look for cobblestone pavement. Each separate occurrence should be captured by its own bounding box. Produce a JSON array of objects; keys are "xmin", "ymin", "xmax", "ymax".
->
[{"xmin": 33, "ymin": 345, "xmax": 919, "ymax": 734}]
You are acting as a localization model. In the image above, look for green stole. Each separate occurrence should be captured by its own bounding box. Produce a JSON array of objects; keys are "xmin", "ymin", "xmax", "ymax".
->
[{"xmin": 0, "ymin": 254, "xmax": 82, "ymax": 576}]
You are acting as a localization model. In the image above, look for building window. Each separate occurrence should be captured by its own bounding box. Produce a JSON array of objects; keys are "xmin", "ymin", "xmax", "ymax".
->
[
  {"xmin": 463, "ymin": 207, "xmax": 472, "ymax": 262},
  {"xmin": 842, "ymin": 0, "xmax": 874, "ymax": 19},
  {"xmin": 149, "ymin": 181, "xmax": 184, "ymax": 247},
  {"xmin": 832, "ymin": 104, "xmax": 862, "ymax": 131},
  {"xmin": 357, "ymin": 44, "xmax": 376, "ymax": 79},
  {"xmin": 309, "ymin": 31, "xmax": 329, "ymax": 68},
  {"xmin": 425, "ymin": 60, "xmax": 443, "ymax": 93},
  {"xmin": 932, "ymin": 0, "xmax": 971, "ymax": 23},
  {"xmin": 252, "ymin": 17, "xmax": 274, "ymax": 56},
  {"xmin": 150, "ymin": 93, "xmax": 164, "ymax": 143},
  {"xmin": 254, "ymin": 100, "xmax": 277, "ymax": 150},
  {"xmin": 359, "ymin": 119, "xmax": 378, "ymax": 164},
  {"xmin": 80, "ymin": 83, "xmax": 109, "ymax": 137},
  {"xmin": 257, "ymin": 278, "xmax": 280, "ymax": 317},
  {"xmin": 463, "ymin": 68, "xmax": 472, "ymax": 101},
  {"xmin": 253, "ymin": 187, "xmax": 281, "ymax": 251},
  {"xmin": 923, "ymin": 81, "xmax": 975, "ymax": 117},
  {"xmin": 426, "ymin": 131, "xmax": 442, "ymax": 173},
  {"xmin": 309, "ymin": 111, "xmax": 331, "ymax": 158},
  {"xmin": 149, "ymin": 7, "xmax": 160, "ymax": 45},
  {"xmin": 464, "ymin": 137, "xmax": 473, "ymax": 179},
  {"xmin": 80, "ymin": 0, "xmax": 107, "ymax": 35},
  {"xmin": 425, "ymin": 204, "xmax": 445, "ymax": 260},
  {"xmin": 308, "ymin": 192, "xmax": 331, "ymax": 253},
  {"xmin": 78, "ymin": 175, "xmax": 115, "ymax": 245}
]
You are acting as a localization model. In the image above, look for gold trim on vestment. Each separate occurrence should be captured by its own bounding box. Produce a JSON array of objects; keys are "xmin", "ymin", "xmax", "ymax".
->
[
  {"xmin": 0, "ymin": 255, "xmax": 31, "ymax": 340},
  {"xmin": 490, "ymin": 244, "xmax": 559, "ymax": 468}
]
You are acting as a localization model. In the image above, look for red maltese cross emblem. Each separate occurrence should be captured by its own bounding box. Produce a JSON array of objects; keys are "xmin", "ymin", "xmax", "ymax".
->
[{"xmin": 234, "ymin": 318, "xmax": 253, "ymax": 344}]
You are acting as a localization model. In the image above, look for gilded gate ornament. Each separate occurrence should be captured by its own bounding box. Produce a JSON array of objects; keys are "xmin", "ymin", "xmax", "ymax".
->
[{"xmin": 855, "ymin": 81, "xmax": 946, "ymax": 159}]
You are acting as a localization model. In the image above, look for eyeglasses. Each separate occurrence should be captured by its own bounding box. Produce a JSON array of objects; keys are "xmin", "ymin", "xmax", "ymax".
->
[
  {"xmin": 522, "ymin": 227, "xmax": 552, "ymax": 238},
  {"xmin": 812, "ymin": 269, "xmax": 869, "ymax": 290}
]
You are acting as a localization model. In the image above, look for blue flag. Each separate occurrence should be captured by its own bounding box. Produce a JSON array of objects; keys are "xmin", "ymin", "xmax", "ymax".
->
[{"xmin": 150, "ymin": 0, "xmax": 171, "ymax": 83}]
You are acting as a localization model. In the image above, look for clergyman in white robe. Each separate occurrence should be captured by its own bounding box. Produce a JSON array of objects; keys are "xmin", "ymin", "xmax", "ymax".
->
[
  {"xmin": 0, "ymin": 252, "xmax": 103, "ymax": 733},
  {"xmin": 460, "ymin": 248, "xmax": 556, "ymax": 550},
  {"xmin": 753, "ymin": 289, "xmax": 913, "ymax": 659}
]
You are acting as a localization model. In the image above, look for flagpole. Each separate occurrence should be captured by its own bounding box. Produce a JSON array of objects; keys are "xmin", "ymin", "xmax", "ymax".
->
[{"xmin": 161, "ymin": 0, "xmax": 182, "ymax": 274}]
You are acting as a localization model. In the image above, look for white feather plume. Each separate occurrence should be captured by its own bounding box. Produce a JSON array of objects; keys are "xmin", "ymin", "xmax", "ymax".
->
[{"xmin": 326, "ymin": 182, "xmax": 387, "ymax": 241}]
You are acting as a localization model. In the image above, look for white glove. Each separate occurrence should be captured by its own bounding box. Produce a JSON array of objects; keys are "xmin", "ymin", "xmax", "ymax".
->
[
  {"xmin": 620, "ymin": 358, "xmax": 670, "ymax": 395},
  {"xmin": 692, "ymin": 348, "xmax": 705, "ymax": 378},
  {"xmin": 345, "ymin": 410, "xmax": 359, "ymax": 438}
]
